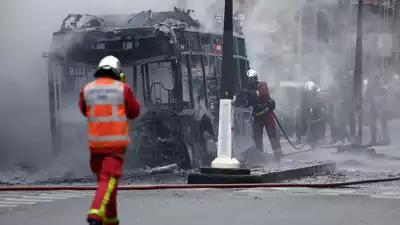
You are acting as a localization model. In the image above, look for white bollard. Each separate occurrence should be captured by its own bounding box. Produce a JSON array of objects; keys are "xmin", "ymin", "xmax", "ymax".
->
[{"xmin": 211, "ymin": 99, "xmax": 240, "ymax": 169}]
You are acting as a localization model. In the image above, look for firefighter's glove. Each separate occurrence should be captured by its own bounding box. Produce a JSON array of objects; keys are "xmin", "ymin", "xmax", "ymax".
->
[{"xmin": 266, "ymin": 98, "xmax": 276, "ymax": 111}]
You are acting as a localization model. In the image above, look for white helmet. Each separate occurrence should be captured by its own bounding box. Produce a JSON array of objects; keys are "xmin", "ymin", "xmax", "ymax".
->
[
  {"xmin": 97, "ymin": 55, "xmax": 121, "ymax": 76},
  {"xmin": 304, "ymin": 81, "xmax": 317, "ymax": 91},
  {"xmin": 247, "ymin": 69, "xmax": 259, "ymax": 84}
]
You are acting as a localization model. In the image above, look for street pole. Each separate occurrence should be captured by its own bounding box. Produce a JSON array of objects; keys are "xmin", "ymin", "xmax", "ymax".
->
[
  {"xmin": 220, "ymin": 0, "xmax": 234, "ymax": 99},
  {"xmin": 210, "ymin": 0, "xmax": 240, "ymax": 169},
  {"xmin": 395, "ymin": 0, "xmax": 400, "ymax": 66},
  {"xmin": 297, "ymin": 6, "xmax": 303, "ymax": 79},
  {"xmin": 338, "ymin": 0, "xmax": 376, "ymax": 154},
  {"xmin": 353, "ymin": 0, "xmax": 363, "ymax": 145}
]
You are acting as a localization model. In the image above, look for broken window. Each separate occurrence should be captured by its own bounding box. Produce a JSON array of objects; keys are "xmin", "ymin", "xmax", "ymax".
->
[{"xmin": 180, "ymin": 56, "xmax": 192, "ymax": 103}]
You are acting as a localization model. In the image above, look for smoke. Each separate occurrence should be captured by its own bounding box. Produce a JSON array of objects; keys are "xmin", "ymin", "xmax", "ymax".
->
[
  {"xmin": 239, "ymin": 0, "xmax": 400, "ymax": 168},
  {"xmin": 242, "ymin": 0, "xmax": 304, "ymax": 85},
  {"xmin": 0, "ymin": 0, "xmax": 223, "ymax": 175},
  {"xmin": 241, "ymin": 0, "xmax": 347, "ymax": 88},
  {"xmin": 2, "ymin": 0, "xmax": 398, "ymax": 179}
]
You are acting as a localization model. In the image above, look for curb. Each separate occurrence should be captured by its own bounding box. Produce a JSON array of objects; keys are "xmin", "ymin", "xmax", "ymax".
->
[
  {"xmin": 187, "ymin": 174, "xmax": 262, "ymax": 184},
  {"xmin": 200, "ymin": 167, "xmax": 251, "ymax": 175},
  {"xmin": 187, "ymin": 161, "xmax": 336, "ymax": 184}
]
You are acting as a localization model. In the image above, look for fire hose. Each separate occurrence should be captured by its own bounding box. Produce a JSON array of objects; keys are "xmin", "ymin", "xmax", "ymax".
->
[
  {"xmin": 272, "ymin": 112, "xmax": 307, "ymax": 151},
  {"xmin": 1, "ymin": 175, "xmax": 400, "ymax": 191}
]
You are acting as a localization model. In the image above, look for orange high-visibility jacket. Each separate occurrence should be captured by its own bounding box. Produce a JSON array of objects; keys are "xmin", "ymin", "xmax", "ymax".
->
[{"xmin": 82, "ymin": 78, "xmax": 130, "ymax": 149}]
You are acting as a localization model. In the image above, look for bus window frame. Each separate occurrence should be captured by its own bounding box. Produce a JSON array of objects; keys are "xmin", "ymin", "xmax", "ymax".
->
[{"xmin": 179, "ymin": 31, "xmax": 248, "ymax": 110}]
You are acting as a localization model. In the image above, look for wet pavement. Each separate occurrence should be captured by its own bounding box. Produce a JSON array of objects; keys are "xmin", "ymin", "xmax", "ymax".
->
[
  {"xmin": 1, "ymin": 122, "xmax": 400, "ymax": 225},
  {"xmin": 2, "ymin": 117, "xmax": 400, "ymax": 187},
  {"xmin": 0, "ymin": 187, "xmax": 399, "ymax": 225},
  {"xmin": 1, "ymin": 141, "xmax": 399, "ymax": 188}
]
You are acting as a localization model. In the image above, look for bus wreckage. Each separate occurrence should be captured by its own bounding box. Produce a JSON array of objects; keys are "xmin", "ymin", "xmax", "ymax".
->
[{"xmin": 44, "ymin": 8, "xmax": 250, "ymax": 169}]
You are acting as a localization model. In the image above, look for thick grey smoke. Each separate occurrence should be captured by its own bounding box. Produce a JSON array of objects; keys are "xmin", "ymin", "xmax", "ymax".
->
[
  {"xmin": 2, "ymin": 0, "xmax": 399, "ymax": 177},
  {"xmin": 242, "ymin": 0, "xmax": 306, "ymax": 86},
  {"xmin": 241, "ymin": 0, "xmax": 346, "ymax": 88},
  {"xmin": 240, "ymin": 1, "xmax": 400, "ymax": 160},
  {"xmin": 0, "ymin": 0, "xmax": 222, "ymax": 175}
]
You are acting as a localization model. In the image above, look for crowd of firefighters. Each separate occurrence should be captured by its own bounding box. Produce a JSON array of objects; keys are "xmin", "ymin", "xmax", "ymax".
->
[
  {"xmin": 308, "ymin": 70, "xmax": 399, "ymax": 147},
  {"xmin": 276, "ymin": 70, "xmax": 400, "ymax": 149},
  {"xmin": 235, "ymin": 67, "xmax": 400, "ymax": 162}
]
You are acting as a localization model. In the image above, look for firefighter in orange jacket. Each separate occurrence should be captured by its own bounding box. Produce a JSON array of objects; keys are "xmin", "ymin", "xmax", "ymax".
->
[{"xmin": 79, "ymin": 55, "xmax": 141, "ymax": 225}]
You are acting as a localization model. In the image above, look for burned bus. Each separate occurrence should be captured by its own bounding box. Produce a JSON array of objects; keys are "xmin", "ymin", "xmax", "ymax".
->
[{"xmin": 44, "ymin": 8, "xmax": 250, "ymax": 169}]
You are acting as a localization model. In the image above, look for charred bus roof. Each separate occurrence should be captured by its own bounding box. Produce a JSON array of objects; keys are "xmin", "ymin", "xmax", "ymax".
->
[
  {"xmin": 49, "ymin": 8, "xmax": 244, "ymax": 65},
  {"xmin": 58, "ymin": 9, "xmax": 201, "ymax": 32}
]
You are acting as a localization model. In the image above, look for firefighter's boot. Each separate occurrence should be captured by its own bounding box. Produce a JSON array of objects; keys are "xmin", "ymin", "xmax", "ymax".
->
[{"xmin": 273, "ymin": 150, "xmax": 283, "ymax": 162}]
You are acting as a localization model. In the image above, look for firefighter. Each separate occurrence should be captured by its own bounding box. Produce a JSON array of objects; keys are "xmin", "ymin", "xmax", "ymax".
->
[
  {"xmin": 328, "ymin": 76, "xmax": 351, "ymax": 145},
  {"xmin": 365, "ymin": 73, "xmax": 390, "ymax": 146},
  {"xmin": 241, "ymin": 69, "xmax": 282, "ymax": 160},
  {"xmin": 295, "ymin": 80, "xmax": 325, "ymax": 145},
  {"xmin": 79, "ymin": 55, "xmax": 141, "ymax": 225}
]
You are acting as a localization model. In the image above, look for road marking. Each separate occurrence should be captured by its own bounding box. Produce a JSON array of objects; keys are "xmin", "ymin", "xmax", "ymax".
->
[
  {"xmin": 0, "ymin": 192, "xmax": 92, "ymax": 198},
  {"xmin": 235, "ymin": 187, "xmax": 400, "ymax": 199},
  {"xmin": 0, "ymin": 204, "xmax": 18, "ymax": 208},
  {"xmin": 0, "ymin": 194, "xmax": 25, "ymax": 197},
  {"xmin": 0, "ymin": 191, "xmax": 95, "ymax": 210},
  {"xmin": 175, "ymin": 188, "xmax": 214, "ymax": 191},
  {"xmin": 4, "ymin": 198, "xmax": 53, "ymax": 202},
  {"xmin": 39, "ymin": 193, "xmax": 84, "ymax": 198},
  {"xmin": 236, "ymin": 187, "xmax": 356, "ymax": 194},
  {"xmin": 370, "ymin": 195, "xmax": 400, "ymax": 199},
  {"xmin": 32, "ymin": 191, "xmax": 94, "ymax": 197},
  {"xmin": 313, "ymin": 189, "xmax": 356, "ymax": 194},
  {"xmin": 22, "ymin": 195, "xmax": 68, "ymax": 200},
  {"xmin": 234, "ymin": 187, "xmax": 400, "ymax": 198},
  {"xmin": 236, "ymin": 187, "xmax": 288, "ymax": 192},
  {"xmin": 0, "ymin": 201, "xmax": 35, "ymax": 205},
  {"xmin": 380, "ymin": 192, "xmax": 400, "ymax": 196},
  {"xmin": 314, "ymin": 192, "xmax": 340, "ymax": 196}
]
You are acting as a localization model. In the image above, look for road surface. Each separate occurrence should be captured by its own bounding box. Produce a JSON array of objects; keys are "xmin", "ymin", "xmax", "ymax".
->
[
  {"xmin": 1, "ymin": 120, "xmax": 400, "ymax": 224},
  {"xmin": 0, "ymin": 187, "xmax": 399, "ymax": 225}
]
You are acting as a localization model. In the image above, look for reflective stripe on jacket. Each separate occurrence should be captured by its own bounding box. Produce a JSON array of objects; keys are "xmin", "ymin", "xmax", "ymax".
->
[{"xmin": 83, "ymin": 78, "xmax": 130, "ymax": 149}]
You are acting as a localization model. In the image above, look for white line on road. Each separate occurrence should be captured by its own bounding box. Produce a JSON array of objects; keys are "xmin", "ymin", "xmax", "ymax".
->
[
  {"xmin": 380, "ymin": 192, "xmax": 400, "ymax": 196},
  {"xmin": 0, "ymin": 192, "xmax": 92, "ymax": 198},
  {"xmin": 314, "ymin": 192, "xmax": 340, "ymax": 196},
  {"xmin": 0, "ymin": 204, "xmax": 18, "ymax": 208},
  {"xmin": 3, "ymin": 198, "xmax": 53, "ymax": 202},
  {"xmin": 180, "ymin": 188, "xmax": 214, "ymax": 191},
  {"xmin": 46, "ymin": 192, "xmax": 95, "ymax": 196},
  {"xmin": 0, "ymin": 194, "xmax": 26, "ymax": 197},
  {"xmin": 22, "ymin": 195, "xmax": 68, "ymax": 200},
  {"xmin": 0, "ymin": 201, "xmax": 35, "ymax": 205},
  {"xmin": 313, "ymin": 189, "xmax": 356, "ymax": 194},
  {"xmin": 39, "ymin": 193, "xmax": 84, "ymax": 198},
  {"xmin": 370, "ymin": 195, "xmax": 400, "ymax": 199}
]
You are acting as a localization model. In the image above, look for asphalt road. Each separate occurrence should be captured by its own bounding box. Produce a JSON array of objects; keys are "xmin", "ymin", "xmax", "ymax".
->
[
  {"xmin": 0, "ymin": 120, "xmax": 399, "ymax": 225},
  {"xmin": 0, "ymin": 187, "xmax": 399, "ymax": 225}
]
